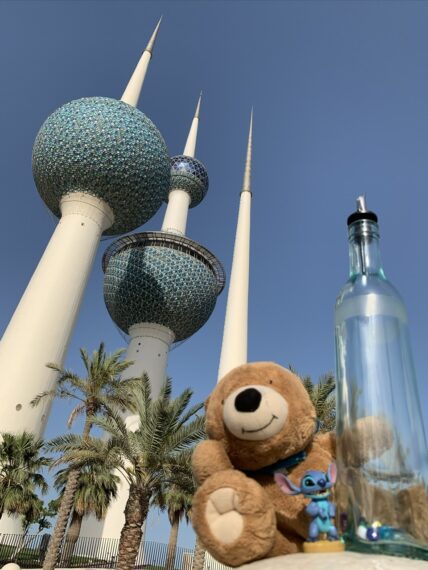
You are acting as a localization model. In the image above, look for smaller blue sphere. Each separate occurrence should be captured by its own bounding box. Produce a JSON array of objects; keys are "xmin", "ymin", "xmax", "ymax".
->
[{"xmin": 168, "ymin": 155, "xmax": 209, "ymax": 208}]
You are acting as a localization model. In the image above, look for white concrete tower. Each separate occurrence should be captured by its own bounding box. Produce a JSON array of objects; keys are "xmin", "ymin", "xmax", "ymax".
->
[
  {"xmin": 161, "ymin": 93, "xmax": 202, "ymax": 235},
  {"xmin": 80, "ymin": 96, "xmax": 224, "ymax": 541},
  {"xmin": 218, "ymin": 110, "xmax": 253, "ymax": 381},
  {"xmin": 0, "ymin": 19, "xmax": 170, "ymax": 441},
  {"xmin": 109, "ymin": 95, "xmax": 206, "ymax": 403}
]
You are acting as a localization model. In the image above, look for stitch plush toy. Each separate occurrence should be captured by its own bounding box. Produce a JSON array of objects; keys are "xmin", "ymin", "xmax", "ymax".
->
[
  {"xmin": 191, "ymin": 362, "xmax": 393, "ymax": 567},
  {"xmin": 275, "ymin": 464, "xmax": 344, "ymax": 552}
]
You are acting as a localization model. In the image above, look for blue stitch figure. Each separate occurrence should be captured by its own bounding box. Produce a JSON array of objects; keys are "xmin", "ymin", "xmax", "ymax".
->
[{"xmin": 274, "ymin": 463, "xmax": 340, "ymax": 544}]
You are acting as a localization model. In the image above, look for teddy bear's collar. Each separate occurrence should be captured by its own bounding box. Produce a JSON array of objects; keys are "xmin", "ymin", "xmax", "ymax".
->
[
  {"xmin": 242, "ymin": 419, "xmax": 321, "ymax": 477},
  {"xmin": 242, "ymin": 449, "xmax": 307, "ymax": 477}
]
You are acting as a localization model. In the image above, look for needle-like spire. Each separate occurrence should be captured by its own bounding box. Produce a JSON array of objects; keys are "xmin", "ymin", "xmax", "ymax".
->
[
  {"xmin": 183, "ymin": 92, "xmax": 202, "ymax": 158},
  {"xmin": 242, "ymin": 108, "xmax": 253, "ymax": 193},
  {"xmin": 121, "ymin": 17, "xmax": 162, "ymax": 108},
  {"xmin": 217, "ymin": 110, "xmax": 253, "ymax": 381}
]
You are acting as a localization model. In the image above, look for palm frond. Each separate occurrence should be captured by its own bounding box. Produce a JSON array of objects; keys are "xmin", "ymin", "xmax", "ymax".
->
[
  {"xmin": 30, "ymin": 390, "xmax": 56, "ymax": 408},
  {"xmin": 290, "ymin": 365, "xmax": 336, "ymax": 432},
  {"xmin": 0, "ymin": 432, "xmax": 49, "ymax": 519},
  {"xmin": 67, "ymin": 403, "xmax": 85, "ymax": 429}
]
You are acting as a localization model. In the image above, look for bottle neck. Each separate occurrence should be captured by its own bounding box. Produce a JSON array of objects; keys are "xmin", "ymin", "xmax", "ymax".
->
[{"xmin": 348, "ymin": 219, "xmax": 385, "ymax": 279}]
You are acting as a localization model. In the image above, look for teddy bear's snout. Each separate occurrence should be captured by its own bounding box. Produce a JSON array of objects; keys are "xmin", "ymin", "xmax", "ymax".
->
[
  {"xmin": 222, "ymin": 385, "xmax": 289, "ymax": 441},
  {"xmin": 234, "ymin": 388, "xmax": 262, "ymax": 412}
]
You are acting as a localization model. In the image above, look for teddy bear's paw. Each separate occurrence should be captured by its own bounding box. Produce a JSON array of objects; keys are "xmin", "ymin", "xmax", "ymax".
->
[
  {"xmin": 206, "ymin": 487, "xmax": 243, "ymax": 543},
  {"xmin": 192, "ymin": 470, "xmax": 276, "ymax": 567}
]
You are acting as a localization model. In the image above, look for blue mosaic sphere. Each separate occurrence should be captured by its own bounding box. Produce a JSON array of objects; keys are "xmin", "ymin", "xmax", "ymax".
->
[
  {"xmin": 103, "ymin": 232, "xmax": 225, "ymax": 341},
  {"xmin": 32, "ymin": 97, "xmax": 171, "ymax": 235},
  {"xmin": 168, "ymin": 155, "xmax": 209, "ymax": 208}
]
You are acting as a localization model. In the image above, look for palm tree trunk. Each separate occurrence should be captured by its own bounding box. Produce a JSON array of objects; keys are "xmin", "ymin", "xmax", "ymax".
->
[
  {"xmin": 117, "ymin": 484, "xmax": 150, "ymax": 570},
  {"xmin": 60, "ymin": 509, "xmax": 83, "ymax": 565},
  {"xmin": 42, "ymin": 468, "xmax": 80, "ymax": 570},
  {"xmin": 166, "ymin": 513, "xmax": 180, "ymax": 570},
  {"xmin": 192, "ymin": 537, "xmax": 206, "ymax": 570},
  {"xmin": 42, "ymin": 416, "xmax": 92, "ymax": 570}
]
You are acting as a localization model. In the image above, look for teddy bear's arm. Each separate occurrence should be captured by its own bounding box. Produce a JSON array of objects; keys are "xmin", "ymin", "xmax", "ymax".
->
[
  {"xmin": 192, "ymin": 439, "xmax": 233, "ymax": 485},
  {"xmin": 315, "ymin": 431, "xmax": 336, "ymax": 459}
]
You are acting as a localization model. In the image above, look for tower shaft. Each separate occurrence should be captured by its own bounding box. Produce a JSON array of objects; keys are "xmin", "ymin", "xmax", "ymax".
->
[
  {"xmin": 217, "ymin": 112, "xmax": 253, "ymax": 381},
  {"xmin": 80, "ymin": 322, "xmax": 174, "ymax": 541},
  {"xmin": 217, "ymin": 190, "xmax": 251, "ymax": 380},
  {"xmin": 0, "ymin": 193, "xmax": 113, "ymax": 438},
  {"xmin": 161, "ymin": 189, "xmax": 191, "ymax": 235},
  {"xmin": 125, "ymin": 322, "xmax": 175, "ymax": 399}
]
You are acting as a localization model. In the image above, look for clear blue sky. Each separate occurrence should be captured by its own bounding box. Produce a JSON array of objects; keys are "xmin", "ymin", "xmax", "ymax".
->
[{"xmin": 1, "ymin": 0, "xmax": 428, "ymax": 550}]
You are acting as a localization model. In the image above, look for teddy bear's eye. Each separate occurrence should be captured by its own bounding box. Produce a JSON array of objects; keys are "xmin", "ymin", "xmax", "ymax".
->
[
  {"xmin": 269, "ymin": 380, "xmax": 273, "ymax": 384},
  {"xmin": 221, "ymin": 400, "xmax": 224, "ymax": 405}
]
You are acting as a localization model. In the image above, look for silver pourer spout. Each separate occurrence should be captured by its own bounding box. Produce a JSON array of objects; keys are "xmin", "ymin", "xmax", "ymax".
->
[{"xmin": 356, "ymin": 195, "xmax": 367, "ymax": 212}]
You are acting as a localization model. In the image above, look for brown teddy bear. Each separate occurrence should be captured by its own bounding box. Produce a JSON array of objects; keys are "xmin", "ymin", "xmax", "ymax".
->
[{"xmin": 191, "ymin": 362, "xmax": 392, "ymax": 567}]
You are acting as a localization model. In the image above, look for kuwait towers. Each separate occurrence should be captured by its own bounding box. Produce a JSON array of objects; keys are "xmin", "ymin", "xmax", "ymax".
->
[
  {"xmin": 81, "ymin": 95, "xmax": 225, "ymax": 540},
  {"xmin": 0, "ymin": 20, "xmax": 170, "ymax": 439}
]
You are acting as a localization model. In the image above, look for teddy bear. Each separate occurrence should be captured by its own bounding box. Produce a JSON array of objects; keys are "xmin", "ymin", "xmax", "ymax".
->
[{"xmin": 191, "ymin": 362, "xmax": 393, "ymax": 567}]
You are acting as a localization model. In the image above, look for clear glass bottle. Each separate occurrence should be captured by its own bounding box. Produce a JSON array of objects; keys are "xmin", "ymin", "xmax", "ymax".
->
[{"xmin": 335, "ymin": 196, "xmax": 428, "ymax": 560}]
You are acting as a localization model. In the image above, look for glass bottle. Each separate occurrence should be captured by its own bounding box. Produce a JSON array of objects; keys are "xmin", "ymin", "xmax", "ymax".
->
[{"xmin": 335, "ymin": 196, "xmax": 428, "ymax": 560}]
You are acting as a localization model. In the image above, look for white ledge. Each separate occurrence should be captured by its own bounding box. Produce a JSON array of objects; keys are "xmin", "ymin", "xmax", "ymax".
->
[{"xmin": 240, "ymin": 552, "xmax": 427, "ymax": 570}]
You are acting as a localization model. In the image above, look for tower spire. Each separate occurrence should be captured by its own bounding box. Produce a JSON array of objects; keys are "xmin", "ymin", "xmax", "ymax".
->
[
  {"xmin": 183, "ymin": 92, "xmax": 202, "ymax": 158},
  {"xmin": 242, "ymin": 108, "xmax": 253, "ymax": 192},
  {"xmin": 161, "ymin": 91, "xmax": 208, "ymax": 236},
  {"xmin": 217, "ymin": 111, "xmax": 253, "ymax": 381},
  {"xmin": 121, "ymin": 17, "xmax": 162, "ymax": 108}
]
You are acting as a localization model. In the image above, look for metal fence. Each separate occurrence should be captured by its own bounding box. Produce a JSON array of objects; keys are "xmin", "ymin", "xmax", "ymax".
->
[
  {"xmin": 0, "ymin": 534, "xmax": 200, "ymax": 569},
  {"xmin": 203, "ymin": 552, "xmax": 231, "ymax": 570}
]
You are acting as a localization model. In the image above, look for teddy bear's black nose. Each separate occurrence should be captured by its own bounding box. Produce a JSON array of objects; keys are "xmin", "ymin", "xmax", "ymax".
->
[{"xmin": 235, "ymin": 388, "xmax": 262, "ymax": 412}]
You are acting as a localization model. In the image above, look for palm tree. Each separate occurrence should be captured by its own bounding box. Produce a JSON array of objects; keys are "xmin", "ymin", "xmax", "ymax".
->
[
  {"xmin": 0, "ymin": 432, "xmax": 50, "ymax": 522},
  {"xmin": 23, "ymin": 498, "xmax": 57, "ymax": 535},
  {"xmin": 45, "ymin": 376, "xmax": 205, "ymax": 570},
  {"xmin": 289, "ymin": 366, "xmax": 336, "ymax": 432},
  {"xmin": 31, "ymin": 342, "xmax": 139, "ymax": 570},
  {"xmin": 191, "ymin": 538, "xmax": 206, "ymax": 570},
  {"xmin": 12, "ymin": 499, "xmax": 57, "ymax": 562},
  {"xmin": 153, "ymin": 470, "xmax": 195, "ymax": 570},
  {"xmin": 54, "ymin": 463, "xmax": 120, "ymax": 564}
]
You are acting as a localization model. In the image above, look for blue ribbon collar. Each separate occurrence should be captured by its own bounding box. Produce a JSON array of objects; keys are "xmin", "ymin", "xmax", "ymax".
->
[
  {"xmin": 240, "ymin": 419, "xmax": 320, "ymax": 477},
  {"xmin": 243, "ymin": 450, "xmax": 307, "ymax": 477}
]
